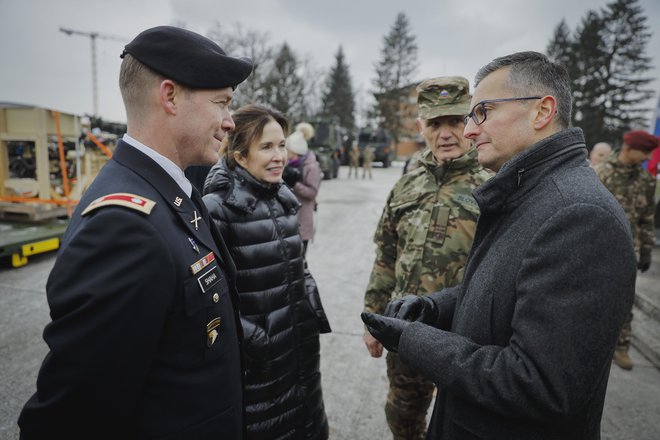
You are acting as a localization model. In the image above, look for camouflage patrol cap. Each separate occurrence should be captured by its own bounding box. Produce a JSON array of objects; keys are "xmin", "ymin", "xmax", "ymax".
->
[{"xmin": 416, "ymin": 76, "xmax": 470, "ymax": 119}]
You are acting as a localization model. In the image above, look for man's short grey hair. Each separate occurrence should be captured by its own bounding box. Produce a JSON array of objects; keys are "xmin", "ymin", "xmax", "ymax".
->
[{"xmin": 475, "ymin": 51, "xmax": 572, "ymax": 129}]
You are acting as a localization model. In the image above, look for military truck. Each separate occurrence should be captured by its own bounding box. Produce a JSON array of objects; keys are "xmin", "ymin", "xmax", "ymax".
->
[
  {"xmin": 357, "ymin": 128, "xmax": 393, "ymax": 168},
  {"xmin": 308, "ymin": 120, "xmax": 345, "ymax": 179}
]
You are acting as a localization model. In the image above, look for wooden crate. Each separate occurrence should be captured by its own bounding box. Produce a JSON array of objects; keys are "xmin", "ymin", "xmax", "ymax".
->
[{"xmin": 0, "ymin": 202, "xmax": 67, "ymax": 222}]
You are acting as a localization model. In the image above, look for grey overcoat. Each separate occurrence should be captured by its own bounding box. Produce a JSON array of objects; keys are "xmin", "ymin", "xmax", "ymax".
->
[{"xmin": 399, "ymin": 128, "xmax": 636, "ymax": 440}]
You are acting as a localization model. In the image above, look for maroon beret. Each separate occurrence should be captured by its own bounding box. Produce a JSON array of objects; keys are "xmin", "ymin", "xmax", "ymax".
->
[
  {"xmin": 121, "ymin": 26, "xmax": 253, "ymax": 90},
  {"xmin": 623, "ymin": 130, "xmax": 659, "ymax": 151}
]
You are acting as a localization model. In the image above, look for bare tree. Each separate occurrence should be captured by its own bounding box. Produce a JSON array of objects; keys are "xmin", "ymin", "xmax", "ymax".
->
[{"xmin": 207, "ymin": 22, "xmax": 274, "ymax": 108}]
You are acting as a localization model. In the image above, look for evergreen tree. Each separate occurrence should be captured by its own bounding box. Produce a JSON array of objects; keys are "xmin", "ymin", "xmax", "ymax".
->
[
  {"xmin": 599, "ymin": 0, "xmax": 654, "ymax": 143},
  {"xmin": 372, "ymin": 12, "xmax": 419, "ymax": 146},
  {"xmin": 321, "ymin": 46, "xmax": 355, "ymax": 131},
  {"xmin": 546, "ymin": 0, "xmax": 654, "ymax": 146},
  {"xmin": 261, "ymin": 43, "xmax": 307, "ymax": 122},
  {"xmin": 571, "ymin": 12, "xmax": 609, "ymax": 145},
  {"xmin": 546, "ymin": 20, "xmax": 575, "ymax": 77}
]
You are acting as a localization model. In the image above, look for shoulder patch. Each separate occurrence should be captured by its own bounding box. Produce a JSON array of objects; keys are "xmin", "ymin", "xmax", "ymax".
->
[
  {"xmin": 453, "ymin": 193, "xmax": 479, "ymax": 209},
  {"xmin": 81, "ymin": 193, "xmax": 156, "ymax": 216}
]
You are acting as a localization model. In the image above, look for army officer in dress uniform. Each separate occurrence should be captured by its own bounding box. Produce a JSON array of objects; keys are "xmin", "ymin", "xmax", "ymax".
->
[{"xmin": 18, "ymin": 26, "xmax": 252, "ymax": 439}]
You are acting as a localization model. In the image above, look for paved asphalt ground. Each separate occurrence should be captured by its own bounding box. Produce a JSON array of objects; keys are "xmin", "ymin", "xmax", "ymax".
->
[{"xmin": 1, "ymin": 163, "xmax": 659, "ymax": 439}]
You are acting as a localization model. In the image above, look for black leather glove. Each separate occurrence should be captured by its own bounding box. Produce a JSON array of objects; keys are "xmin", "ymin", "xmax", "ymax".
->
[
  {"xmin": 384, "ymin": 294, "xmax": 438, "ymax": 324},
  {"xmin": 282, "ymin": 166, "xmax": 302, "ymax": 187},
  {"xmin": 361, "ymin": 312, "xmax": 409, "ymax": 353},
  {"xmin": 638, "ymin": 249, "xmax": 651, "ymax": 272}
]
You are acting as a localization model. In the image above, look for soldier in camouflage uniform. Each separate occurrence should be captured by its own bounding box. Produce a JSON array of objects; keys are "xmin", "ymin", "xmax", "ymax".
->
[
  {"xmin": 594, "ymin": 129, "xmax": 658, "ymax": 370},
  {"xmin": 402, "ymin": 146, "xmax": 424, "ymax": 175},
  {"xmin": 363, "ymin": 145, "xmax": 375, "ymax": 179},
  {"xmin": 363, "ymin": 76, "xmax": 492, "ymax": 439},
  {"xmin": 348, "ymin": 143, "xmax": 361, "ymax": 178}
]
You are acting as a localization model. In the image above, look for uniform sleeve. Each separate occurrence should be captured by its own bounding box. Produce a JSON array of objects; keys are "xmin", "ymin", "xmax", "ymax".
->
[
  {"xmin": 364, "ymin": 191, "xmax": 398, "ymax": 314},
  {"xmin": 19, "ymin": 208, "xmax": 176, "ymax": 434},
  {"xmin": 639, "ymin": 177, "xmax": 657, "ymax": 255},
  {"xmin": 399, "ymin": 203, "xmax": 636, "ymax": 422}
]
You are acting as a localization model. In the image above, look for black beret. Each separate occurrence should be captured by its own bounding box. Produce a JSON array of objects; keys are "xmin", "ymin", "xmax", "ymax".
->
[{"xmin": 121, "ymin": 26, "xmax": 253, "ymax": 89}]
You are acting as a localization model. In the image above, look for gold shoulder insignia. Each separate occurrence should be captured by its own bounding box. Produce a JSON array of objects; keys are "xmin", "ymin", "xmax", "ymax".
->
[{"xmin": 81, "ymin": 193, "xmax": 156, "ymax": 216}]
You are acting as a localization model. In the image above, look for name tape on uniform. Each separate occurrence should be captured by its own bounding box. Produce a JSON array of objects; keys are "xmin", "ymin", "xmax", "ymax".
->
[{"xmin": 197, "ymin": 265, "xmax": 221, "ymax": 293}]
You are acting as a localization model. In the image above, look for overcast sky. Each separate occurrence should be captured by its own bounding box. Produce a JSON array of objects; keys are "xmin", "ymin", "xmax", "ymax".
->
[{"xmin": 2, "ymin": 0, "xmax": 659, "ymax": 130}]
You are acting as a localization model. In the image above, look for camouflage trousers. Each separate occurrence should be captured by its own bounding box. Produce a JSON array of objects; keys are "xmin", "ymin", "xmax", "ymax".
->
[
  {"xmin": 363, "ymin": 163, "xmax": 373, "ymax": 179},
  {"xmin": 385, "ymin": 352, "xmax": 434, "ymax": 440},
  {"xmin": 616, "ymin": 311, "xmax": 633, "ymax": 351},
  {"xmin": 348, "ymin": 163, "xmax": 360, "ymax": 178}
]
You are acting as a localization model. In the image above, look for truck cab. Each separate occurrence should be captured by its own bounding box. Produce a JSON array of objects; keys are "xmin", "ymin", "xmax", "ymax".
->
[{"xmin": 357, "ymin": 128, "xmax": 393, "ymax": 168}]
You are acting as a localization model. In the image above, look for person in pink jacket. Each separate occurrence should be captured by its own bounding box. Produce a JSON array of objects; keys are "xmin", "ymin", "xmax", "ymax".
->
[{"xmin": 283, "ymin": 123, "xmax": 323, "ymax": 257}]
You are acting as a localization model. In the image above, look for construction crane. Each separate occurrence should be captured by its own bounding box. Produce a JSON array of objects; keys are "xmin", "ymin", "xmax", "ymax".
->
[{"xmin": 59, "ymin": 27, "xmax": 127, "ymax": 116}]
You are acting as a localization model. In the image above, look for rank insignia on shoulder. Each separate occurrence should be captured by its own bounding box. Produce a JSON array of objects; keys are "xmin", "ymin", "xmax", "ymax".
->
[{"xmin": 82, "ymin": 193, "xmax": 156, "ymax": 216}]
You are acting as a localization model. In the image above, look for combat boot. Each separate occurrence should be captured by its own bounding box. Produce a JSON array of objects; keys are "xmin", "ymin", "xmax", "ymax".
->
[
  {"xmin": 613, "ymin": 348, "xmax": 633, "ymax": 370},
  {"xmin": 613, "ymin": 314, "xmax": 634, "ymax": 370}
]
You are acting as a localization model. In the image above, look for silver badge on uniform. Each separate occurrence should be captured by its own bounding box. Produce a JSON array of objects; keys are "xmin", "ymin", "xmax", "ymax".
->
[
  {"xmin": 190, "ymin": 211, "xmax": 202, "ymax": 230},
  {"xmin": 188, "ymin": 237, "xmax": 199, "ymax": 253}
]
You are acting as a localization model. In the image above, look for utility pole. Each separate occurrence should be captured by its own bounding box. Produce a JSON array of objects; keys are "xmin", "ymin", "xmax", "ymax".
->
[{"xmin": 59, "ymin": 27, "xmax": 126, "ymax": 117}]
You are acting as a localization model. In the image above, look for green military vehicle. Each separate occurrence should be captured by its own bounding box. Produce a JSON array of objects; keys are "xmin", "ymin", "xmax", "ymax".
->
[
  {"xmin": 357, "ymin": 128, "xmax": 393, "ymax": 168},
  {"xmin": 308, "ymin": 120, "xmax": 345, "ymax": 179}
]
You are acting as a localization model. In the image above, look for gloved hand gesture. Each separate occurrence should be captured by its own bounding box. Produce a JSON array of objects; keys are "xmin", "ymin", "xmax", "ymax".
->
[
  {"xmin": 384, "ymin": 294, "xmax": 438, "ymax": 325},
  {"xmin": 361, "ymin": 312, "xmax": 409, "ymax": 353},
  {"xmin": 638, "ymin": 249, "xmax": 651, "ymax": 272},
  {"xmin": 282, "ymin": 166, "xmax": 302, "ymax": 188}
]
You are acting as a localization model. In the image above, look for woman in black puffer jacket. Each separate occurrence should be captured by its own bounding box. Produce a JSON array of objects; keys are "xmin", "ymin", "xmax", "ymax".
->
[{"xmin": 203, "ymin": 104, "xmax": 330, "ymax": 440}]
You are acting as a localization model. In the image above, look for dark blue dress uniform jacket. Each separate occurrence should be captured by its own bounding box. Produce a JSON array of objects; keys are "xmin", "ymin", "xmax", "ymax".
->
[{"xmin": 18, "ymin": 140, "xmax": 245, "ymax": 439}]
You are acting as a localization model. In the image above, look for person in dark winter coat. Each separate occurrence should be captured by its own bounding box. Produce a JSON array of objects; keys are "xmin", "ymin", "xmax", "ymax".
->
[
  {"xmin": 203, "ymin": 104, "xmax": 331, "ymax": 440},
  {"xmin": 362, "ymin": 51, "xmax": 636, "ymax": 440}
]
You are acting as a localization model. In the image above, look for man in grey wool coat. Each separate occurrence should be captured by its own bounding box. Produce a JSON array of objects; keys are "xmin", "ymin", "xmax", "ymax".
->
[{"xmin": 362, "ymin": 51, "xmax": 636, "ymax": 440}]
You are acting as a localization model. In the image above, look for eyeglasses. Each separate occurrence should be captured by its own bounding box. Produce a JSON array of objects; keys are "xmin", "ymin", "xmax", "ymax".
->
[{"xmin": 463, "ymin": 97, "xmax": 542, "ymax": 126}]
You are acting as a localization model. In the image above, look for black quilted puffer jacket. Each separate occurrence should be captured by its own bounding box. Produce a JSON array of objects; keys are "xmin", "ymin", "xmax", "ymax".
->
[{"xmin": 203, "ymin": 159, "xmax": 330, "ymax": 440}]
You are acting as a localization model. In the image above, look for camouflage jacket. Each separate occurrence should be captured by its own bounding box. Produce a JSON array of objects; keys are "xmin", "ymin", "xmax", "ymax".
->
[
  {"xmin": 364, "ymin": 147, "xmax": 492, "ymax": 314},
  {"xmin": 363, "ymin": 147, "xmax": 375, "ymax": 164},
  {"xmin": 403, "ymin": 148, "xmax": 424, "ymax": 174},
  {"xmin": 594, "ymin": 154, "xmax": 656, "ymax": 257}
]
